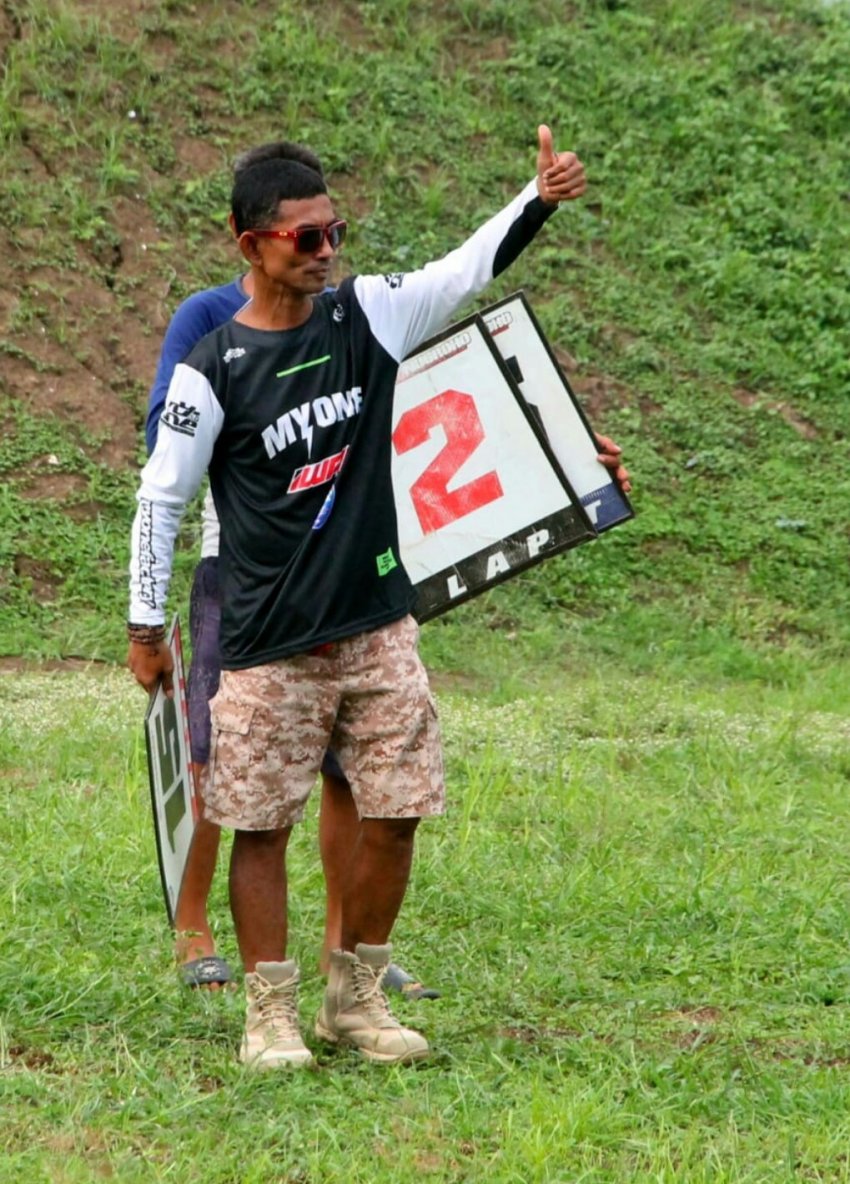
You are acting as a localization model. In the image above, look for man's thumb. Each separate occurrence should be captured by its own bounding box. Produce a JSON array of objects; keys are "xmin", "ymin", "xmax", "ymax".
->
[{"xmin": 537, "ymin": 124, "xmax": 555, "ymax": 169}]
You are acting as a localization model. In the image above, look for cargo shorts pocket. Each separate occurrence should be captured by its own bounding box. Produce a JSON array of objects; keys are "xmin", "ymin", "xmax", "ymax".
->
[
  {"xmin": 212, "ymin": 701, "xmax": 255, "ymax": 736},
  {"xmin": 209, "ymin": 701, "xmax": 256, "ymax": 789}
]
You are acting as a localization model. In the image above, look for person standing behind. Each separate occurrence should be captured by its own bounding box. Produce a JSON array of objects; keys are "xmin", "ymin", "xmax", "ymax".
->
[{"xmin": 147, "ymin": 140, "xmax": 437, "ymax": 999}]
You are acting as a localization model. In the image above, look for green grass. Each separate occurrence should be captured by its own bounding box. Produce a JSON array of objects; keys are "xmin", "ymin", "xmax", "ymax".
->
[{"xmin": 4, "ymin": 646, "xmax": 850, "ymax": 1181}]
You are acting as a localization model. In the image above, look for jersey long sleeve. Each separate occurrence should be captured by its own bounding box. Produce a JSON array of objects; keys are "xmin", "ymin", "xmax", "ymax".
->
[
  {"xmin": 129, "ymin": 363, "xmax": 225, "ymax": 624},
  {"xmin": 353, "ymin": 178, "xmax": 555, "ymax": 363},
  {"xmin": 128, "ymin": 177, "xmax": 560, "ymax": 662}
]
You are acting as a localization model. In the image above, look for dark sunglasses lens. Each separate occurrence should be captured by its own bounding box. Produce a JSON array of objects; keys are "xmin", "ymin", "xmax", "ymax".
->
[
  {"xmin": 329, "ymin": 222, "xmax": 347, "ymax": 249},
  {"xmin": 296, "ymin": 227, "xmax": 324, "ymax": 253}
]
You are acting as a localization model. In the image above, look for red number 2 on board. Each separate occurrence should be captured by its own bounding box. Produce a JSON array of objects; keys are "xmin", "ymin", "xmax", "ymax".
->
[{"xmin": 392, "ymin": 389, "xmax": 504, "ymax": 535}]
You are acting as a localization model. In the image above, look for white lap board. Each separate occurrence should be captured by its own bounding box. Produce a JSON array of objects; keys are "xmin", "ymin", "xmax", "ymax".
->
[
  {"xmin": 392, "ymin": 315, "xmax": 594, "ymax": 621},
  {"xmin": 482, "ymin": 292, "xmax": 633, "ymax": 531},
  {"xmin": 144, "ymin": 615, "xmax": 197, "ymax": 926}
]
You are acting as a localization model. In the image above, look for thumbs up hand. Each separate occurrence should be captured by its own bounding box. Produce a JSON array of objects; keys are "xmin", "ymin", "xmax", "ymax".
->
[{"xmin": 536, "ymin": 124, "xmax": 586, "ymax": 205}]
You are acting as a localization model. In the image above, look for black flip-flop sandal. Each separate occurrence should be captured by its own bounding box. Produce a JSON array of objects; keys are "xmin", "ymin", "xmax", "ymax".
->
[
  {"xmin": 182, "ymin": 955, "xmax": 235, "ymax": 988},
  {"xmin": 384, "ymin": 963, "xmax": 441, "ymax": 1000}
]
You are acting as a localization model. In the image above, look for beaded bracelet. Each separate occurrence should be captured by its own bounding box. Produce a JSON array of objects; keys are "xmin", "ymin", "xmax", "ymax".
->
[{"xmin": 127, "ymin": 623, "xmax": 166, "ymax": 646}]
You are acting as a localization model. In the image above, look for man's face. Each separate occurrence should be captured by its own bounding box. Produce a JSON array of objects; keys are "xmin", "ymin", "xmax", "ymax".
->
[{"xmin": 249, "ymin": 195, "xmax": 340, "ymax": 296}]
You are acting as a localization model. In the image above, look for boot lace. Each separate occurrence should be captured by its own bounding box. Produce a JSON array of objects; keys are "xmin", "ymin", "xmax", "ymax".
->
[
  {"xmin": 351, "ymin": 959, "xmax": 399, "ymax": 1028},
  {"xmin": 255, "ymin": 979, "xmax": 299, "ymax": 1035}
]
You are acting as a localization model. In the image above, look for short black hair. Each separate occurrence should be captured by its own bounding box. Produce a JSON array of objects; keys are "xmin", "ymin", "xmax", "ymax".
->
[
  {"xmin": 231, "ymin": 158, "xmax": 328, "ymax": 234},
  {"xmin": 233, "ymin": 140, "xmax": 324, "ymax": 181}
]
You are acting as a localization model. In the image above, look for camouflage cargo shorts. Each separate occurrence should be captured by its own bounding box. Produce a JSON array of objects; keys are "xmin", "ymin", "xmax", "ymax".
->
[{"xmin": 205, "ymin": 615, "xmax": 445, "ymax": 830}]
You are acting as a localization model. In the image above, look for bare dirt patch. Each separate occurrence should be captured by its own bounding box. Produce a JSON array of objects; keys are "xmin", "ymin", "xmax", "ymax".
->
[
  {"xmin": 553, "ymin": 343, "xmax": 645, "ymax": 423},
  {"xmin": 498, "ymin": 1024, "xmax": 582, "ymax": 1042},
  {"xmin": 731, "ymin": 387, "xmax": 820, "ymax": 440},
  {"xmin": 6, "ymin": 1044, "xmax": 59, "ymax": 1071},
  {"xmin": 15, "ymin": 469, "xmax": 88, "ymax": 501},
  {"xmin": 0, "ymin": 655, "xmax": 114, "ymax": 673},
  {"xmin": 0, "ymin": 7, "xmax": 18, "ymax": 56}
]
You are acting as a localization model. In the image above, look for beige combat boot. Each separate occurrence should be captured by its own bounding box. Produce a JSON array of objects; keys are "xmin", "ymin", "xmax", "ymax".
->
[
  {"xmin": 315, "ymin": 943, "xmax": 430, "ymax": 1064},
  {"xmin": 239, "ymin": 960, "xmax": 313, "ymax": 1070}
]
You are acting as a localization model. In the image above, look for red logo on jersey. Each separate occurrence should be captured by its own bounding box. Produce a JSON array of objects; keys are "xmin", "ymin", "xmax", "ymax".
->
[{"xmin": 287, "ymin": 446, "xmax": 350, "ymax": 494}]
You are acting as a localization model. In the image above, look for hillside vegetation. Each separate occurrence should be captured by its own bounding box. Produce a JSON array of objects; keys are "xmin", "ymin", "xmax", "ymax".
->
[{"xmin": 0, "ymin": 0, "xmax": 848, "ymax": 672}]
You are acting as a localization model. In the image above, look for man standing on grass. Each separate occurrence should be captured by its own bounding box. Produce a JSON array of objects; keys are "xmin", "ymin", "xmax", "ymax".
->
[
  {"xmin": 128, "ymin": 124, "xmax": 587, "ymax": 1069},
  {"xmin": 146, "ymin": 138, "xmax": 438, "ymax": 1002}
]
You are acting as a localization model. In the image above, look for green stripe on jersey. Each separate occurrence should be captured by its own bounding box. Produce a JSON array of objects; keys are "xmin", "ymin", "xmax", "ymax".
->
[{"xmin": 276, "ymin": 354, "xmax": 331, "ymax": 379}]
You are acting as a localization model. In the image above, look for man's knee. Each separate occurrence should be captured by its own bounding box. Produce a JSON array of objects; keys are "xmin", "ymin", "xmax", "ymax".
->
[
  {"xmin": 233, "ymin": 826, "xmax": 291, "ymax": 852},
  {"xmin": 362, "ymin": 816, "xmax": 420, "ymax": 847}
]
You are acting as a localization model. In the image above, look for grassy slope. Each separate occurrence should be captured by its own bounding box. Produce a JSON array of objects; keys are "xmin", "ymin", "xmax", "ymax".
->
[{"xmin": 0, "ymin": 0, "xmax": 848, "ymax": 673}]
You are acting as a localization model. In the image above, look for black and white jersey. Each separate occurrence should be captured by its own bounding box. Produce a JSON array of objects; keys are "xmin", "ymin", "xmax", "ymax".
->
[{"xmin": 129, "ymin": 179, "xmax": 558, "ymax": 670}]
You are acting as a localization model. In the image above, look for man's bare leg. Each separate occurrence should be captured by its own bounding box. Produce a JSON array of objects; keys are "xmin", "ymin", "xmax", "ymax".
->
[
  {"xmin": 231, "ymin": 825, "xmax": 312, "ymax": 1069},
  {"xmin": 317, "ymin": 773, "xmax": 359, "ymax": 972},
  {"xmin": 340, "ymin": 817, "xmax": 420, "ymax": 951},
  {"xmin": 174, "ymin": 818, "xmax": 220, "ymax": 956},
  {"xmin": 319, "ymin": 782, "xmax": 439, "ymax": 997},
  {"xmin": 229, "ymin": 826, "xmax": 291, "ymax": 972},
  {"xmin": 318, "ymin": 817, "xmax": 429, "ymax": 1062},
  {"xmin": 174, "ymin": 763, "xmax": 226, "ymax": 987}
]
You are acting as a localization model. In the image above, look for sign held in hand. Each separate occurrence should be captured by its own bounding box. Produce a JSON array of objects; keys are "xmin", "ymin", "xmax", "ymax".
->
[
  {"xmin": 392, "ymin": 313, "xmax": 596, "ymax": 621},
  {"xmin": 144, "ymin": 615, "xmax": 197, "ymax": 926}
]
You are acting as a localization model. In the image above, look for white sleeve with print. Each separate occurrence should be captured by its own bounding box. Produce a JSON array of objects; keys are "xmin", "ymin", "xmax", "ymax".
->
[
  {"xmin": 128, "ymin": 362, "xmax": 224, "ymax": 624},
  {"xmin": 353, "ymin": 178, "xmax": 557, "ymax": 363}
]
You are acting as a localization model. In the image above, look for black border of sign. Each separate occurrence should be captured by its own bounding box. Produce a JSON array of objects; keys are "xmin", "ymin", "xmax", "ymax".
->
[
  {"xmin": 143, "ymin": 614, "xmax": 195, "ymax": 928},
  {"xmin": 482, "ymin": 291, "xmax": 635, "ymax": 530},
  {"xmin": 395, "ymin": 312, "xmax": 597, "ymax": 623}
]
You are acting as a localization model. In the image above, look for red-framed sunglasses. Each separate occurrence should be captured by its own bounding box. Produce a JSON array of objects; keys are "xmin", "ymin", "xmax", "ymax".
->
[{"xmin": 249, "ymin": 220, "xmax": 347, "ymax": 254}]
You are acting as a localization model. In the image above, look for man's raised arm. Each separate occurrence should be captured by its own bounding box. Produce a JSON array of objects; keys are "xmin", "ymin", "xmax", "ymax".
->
[{"xmin": 353, "ymin": 124, "xmax": 586, "ymax": 363}]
